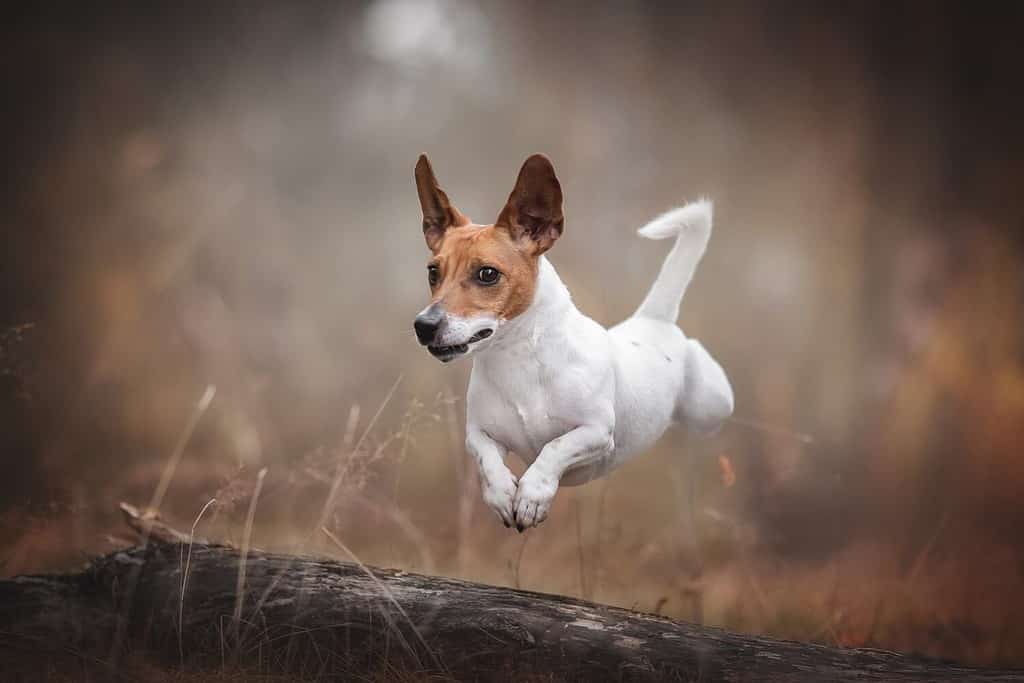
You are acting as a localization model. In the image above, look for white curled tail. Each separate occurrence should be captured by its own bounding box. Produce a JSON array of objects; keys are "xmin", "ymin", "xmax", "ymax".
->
[{"xmin": 633, "ymin": 199, "xmax": 713, "ymax": 322}]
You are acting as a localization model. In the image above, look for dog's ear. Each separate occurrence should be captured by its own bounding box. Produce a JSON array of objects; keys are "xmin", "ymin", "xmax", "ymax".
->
[
  {"xmin": 495, "ymin": 154, "xmax": 564, "ymax": 255},
  {"xmin": 415, "ymin": 154, "xmax": 468, "ymax": 251}
]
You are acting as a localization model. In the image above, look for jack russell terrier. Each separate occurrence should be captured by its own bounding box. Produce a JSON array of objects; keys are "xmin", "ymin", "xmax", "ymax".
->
[{"xmin": 413, "ymin": 154, "xmax": 733, "ymax": 531}]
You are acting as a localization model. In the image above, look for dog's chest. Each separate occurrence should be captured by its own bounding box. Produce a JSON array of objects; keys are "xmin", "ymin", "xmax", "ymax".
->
[{"xmin": 468, "ymin": 359, "xmax": 575, "ymax": 461}]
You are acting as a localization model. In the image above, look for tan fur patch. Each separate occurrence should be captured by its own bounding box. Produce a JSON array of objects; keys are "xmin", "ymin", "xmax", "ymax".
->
[
  {"xmin": 417, "ymin": 153, "xmax": 564, "ymax": 321},
  {"xmin": 427, "ymin": 224, "xmax": 538, "ymax": 320}
]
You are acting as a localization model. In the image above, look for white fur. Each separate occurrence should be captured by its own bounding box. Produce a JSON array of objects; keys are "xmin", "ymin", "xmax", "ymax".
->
[{"xmin": 459, "ymin": 200, "xmax": 734, "ymax": 529}]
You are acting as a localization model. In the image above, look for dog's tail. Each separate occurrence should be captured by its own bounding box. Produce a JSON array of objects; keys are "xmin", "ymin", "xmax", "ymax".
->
[{"xmin": 633, "ymin": 199, "xmax": 713, "ymax": 322}]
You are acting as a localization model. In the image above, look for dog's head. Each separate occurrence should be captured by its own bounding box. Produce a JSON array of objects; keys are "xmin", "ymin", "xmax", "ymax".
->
[{"xmin": 413, "ymin": 154, "xmax": 564, "ymax": 362}]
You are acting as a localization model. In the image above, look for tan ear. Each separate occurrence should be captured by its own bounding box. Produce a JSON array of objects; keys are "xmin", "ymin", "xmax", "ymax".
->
[
  {"xmin": 415, "ymin": 154, "xmax": 468, "ymax": 251},
  {"xmin": 495, "ymin": 154, "xmax": 564, "ymax": 255}
]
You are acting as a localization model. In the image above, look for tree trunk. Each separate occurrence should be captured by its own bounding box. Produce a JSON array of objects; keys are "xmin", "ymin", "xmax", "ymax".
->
[{"xmin": 1, "ymin": 536, "xmax": 1020, "ymax": 682}]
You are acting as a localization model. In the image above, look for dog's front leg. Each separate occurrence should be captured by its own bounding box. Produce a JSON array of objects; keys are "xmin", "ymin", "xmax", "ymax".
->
[
  {"xmin": 513, "ymin": 424, "xmax": 614, "ymax": 530},
  {"xmin": 466, "ymin": 427, "xmax": 518, "ymax": 528}
]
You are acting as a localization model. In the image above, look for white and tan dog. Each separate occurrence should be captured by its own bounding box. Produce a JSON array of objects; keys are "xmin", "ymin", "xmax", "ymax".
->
[{"xmin": 413, "ymin": 154, "xmax": 733, "ymax": 531}]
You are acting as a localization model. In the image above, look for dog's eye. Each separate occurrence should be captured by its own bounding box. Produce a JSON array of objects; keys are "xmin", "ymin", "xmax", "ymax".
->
[
  {"xmin": 427, "ymin": 265, "xmax": 440, "ymax": 287},
  {"xmin": 476, "ymin": 267, "xmax": 500, "ymax": 285}
]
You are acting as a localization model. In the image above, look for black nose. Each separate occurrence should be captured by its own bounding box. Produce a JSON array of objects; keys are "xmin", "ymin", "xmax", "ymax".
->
[{"xmin": 414, "ymin": 306, "xmax": 444, "ymax": 345}]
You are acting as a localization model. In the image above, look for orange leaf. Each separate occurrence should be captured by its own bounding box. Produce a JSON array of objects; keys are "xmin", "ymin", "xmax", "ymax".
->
[{"xmin": 718, "ymin": 454, "xmax": 736, "ymax": 488}]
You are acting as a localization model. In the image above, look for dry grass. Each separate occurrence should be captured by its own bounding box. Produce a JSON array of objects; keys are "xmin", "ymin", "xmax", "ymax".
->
[
  {"xmin": 3, "ymin": 357, "xmax": 1023, "ymax": 672},
  {"xmin": 4, "ymin": 347, "xmax": 1024, "ymax": 676},
  {"xmin": 3, "ymin": 650, "xmax": 462, "ymax": 683}
]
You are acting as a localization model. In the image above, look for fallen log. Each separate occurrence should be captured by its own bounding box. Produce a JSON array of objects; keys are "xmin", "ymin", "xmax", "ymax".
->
[{"xmin": 0, "ymin": 530, "xmax": 1021, "ymax": 681}]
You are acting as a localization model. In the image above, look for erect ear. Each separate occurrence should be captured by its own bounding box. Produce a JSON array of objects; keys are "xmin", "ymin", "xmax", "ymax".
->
[
  {"xmin": 495, "ymin": 154, "xmax": 564, "ymax": 255},
  {"xmin": 415, "ymin": 154, "xmax": 468, "ymax": 251}
]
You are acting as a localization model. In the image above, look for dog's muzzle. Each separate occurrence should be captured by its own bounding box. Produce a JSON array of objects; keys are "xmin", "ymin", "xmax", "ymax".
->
[{"xmin": 414, "ymin": 306, "xmax": 495, "ymax": 363}]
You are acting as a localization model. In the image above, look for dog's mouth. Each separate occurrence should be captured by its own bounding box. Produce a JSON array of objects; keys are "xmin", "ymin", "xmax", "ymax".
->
[{"xmin": 428, "ymin": 328, "xmax": 493, "ymax": 362}]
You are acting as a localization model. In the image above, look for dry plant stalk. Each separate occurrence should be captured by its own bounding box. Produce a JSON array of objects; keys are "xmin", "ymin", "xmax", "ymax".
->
[
  {"xmin": 232, "ymin": 467, "xmax": 267, "ymax": 650},
  {"xmin": 178, "ymin": 497, "xmax": 217, "ymax": 665},
  {"xmin": 110, "ymin": 384, "xmax": 217, "ymax": 670},
  {"xmin": 320, "ymin": 526, "xmax": 447, "ymax": 675}
]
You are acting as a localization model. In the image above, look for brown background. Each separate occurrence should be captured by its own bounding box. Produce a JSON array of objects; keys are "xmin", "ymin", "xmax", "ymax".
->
[{"xmin": 2, "ymin": 0, "xmax": 1023, "ymax": 667}]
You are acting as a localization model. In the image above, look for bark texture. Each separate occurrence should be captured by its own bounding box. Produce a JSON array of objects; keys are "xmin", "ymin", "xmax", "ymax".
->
[{"xmin": 1, "ymin": 540, "xmax": 1022, "ymax": 682}]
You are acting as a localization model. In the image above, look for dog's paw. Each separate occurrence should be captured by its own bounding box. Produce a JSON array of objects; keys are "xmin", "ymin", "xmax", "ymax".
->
[
  {"xmin": 513, "ymin": 466, "xmax": 559, "ymax": 531},
  {"xmin": 480, "ymin": 466, "xmax": 518, "ymax": 528}
]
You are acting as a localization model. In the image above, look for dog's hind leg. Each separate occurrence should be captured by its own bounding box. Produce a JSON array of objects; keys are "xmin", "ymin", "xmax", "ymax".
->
[{"xmin": 676, "ymin": 338, "xmax": 734, "ymax": 435}]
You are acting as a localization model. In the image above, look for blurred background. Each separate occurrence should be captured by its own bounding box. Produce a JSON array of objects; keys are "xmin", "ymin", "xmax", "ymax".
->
[{"xmin": 2, "ymin": 0, "xmax": 1023, "ymax": 668}]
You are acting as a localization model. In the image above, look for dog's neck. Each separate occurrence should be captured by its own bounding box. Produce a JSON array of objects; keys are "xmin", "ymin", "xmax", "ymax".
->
[{"xmin": 479, "ymin": 256, "xmax": 576, "ymax": 358}]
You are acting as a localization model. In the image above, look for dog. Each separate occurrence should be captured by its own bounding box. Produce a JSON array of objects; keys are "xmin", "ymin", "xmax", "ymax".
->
[{"xmin": 413, "ymin": 154, "xmax": 733, "ymax": 531}]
